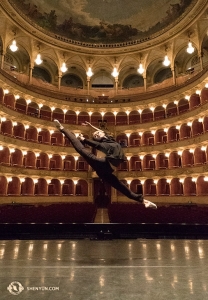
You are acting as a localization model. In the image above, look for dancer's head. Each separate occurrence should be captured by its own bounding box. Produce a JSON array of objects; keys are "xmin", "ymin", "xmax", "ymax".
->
[{"xmin": 92, "ymin": 130, "xmax": 106, "ymax": 141}]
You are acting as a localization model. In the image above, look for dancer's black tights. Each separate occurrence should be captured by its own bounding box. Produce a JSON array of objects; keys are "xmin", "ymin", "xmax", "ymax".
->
[{"xmin": 61, "ymin": 128, "xmax": 143, "ymax": 202}]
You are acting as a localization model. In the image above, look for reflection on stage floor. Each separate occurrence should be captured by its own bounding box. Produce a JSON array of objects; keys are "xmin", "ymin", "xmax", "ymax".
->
[{"xmin": 0, "ymin": 239, "xmax": 208, "ymax": 299}]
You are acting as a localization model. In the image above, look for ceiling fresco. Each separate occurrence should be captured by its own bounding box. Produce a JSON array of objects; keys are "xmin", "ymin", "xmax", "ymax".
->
[{"xmin": 10, "ymin": 0, "xmax": 195, "ymax": 44}]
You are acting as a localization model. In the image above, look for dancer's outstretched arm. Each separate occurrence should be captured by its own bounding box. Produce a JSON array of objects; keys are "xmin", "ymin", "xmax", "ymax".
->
[{"xmin": 82, "ymin": 121, "xmax": 105, "ymax": 133}]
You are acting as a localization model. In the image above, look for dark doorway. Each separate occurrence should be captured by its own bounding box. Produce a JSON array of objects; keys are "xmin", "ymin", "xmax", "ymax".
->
[{"xmin": 93, "ymin": 178, "xmax": 111, "ymax": 208}]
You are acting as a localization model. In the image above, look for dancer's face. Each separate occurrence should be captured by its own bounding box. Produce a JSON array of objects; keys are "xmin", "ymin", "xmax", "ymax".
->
[{"xmin": 93, "ymin": 131, "xmax": 105, "ymax": 141}]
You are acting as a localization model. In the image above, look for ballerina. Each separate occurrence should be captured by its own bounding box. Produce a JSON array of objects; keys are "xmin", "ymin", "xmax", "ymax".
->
[{"xmin": 54, "ymin": 119, "xmax": 157, "ymax": 209}]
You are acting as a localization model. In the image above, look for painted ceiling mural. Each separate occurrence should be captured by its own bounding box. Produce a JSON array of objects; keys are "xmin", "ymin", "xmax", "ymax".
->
[{"xmin": 10, "ymin": 0, "xmax": 195, "ymax": 44}]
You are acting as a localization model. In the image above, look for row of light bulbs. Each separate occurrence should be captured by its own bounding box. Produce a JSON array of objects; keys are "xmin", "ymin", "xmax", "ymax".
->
[
  {"xmin": 3, "ymin": 83, "xmax": 206, "ymax": 117},
  {"xmin": 5, "ymin": 175, "xmax": 208, "ymax": 185},
  {"xmin": 6, "ymin": 176, "xmax": 79, "ymax": 185},
  {"xmin": 2, "ymin": 143, "xmax": 207, "ymax": 162},
  {"xmin": 9, "ymin": 39, "xmax": 195, "ymax": 76}
]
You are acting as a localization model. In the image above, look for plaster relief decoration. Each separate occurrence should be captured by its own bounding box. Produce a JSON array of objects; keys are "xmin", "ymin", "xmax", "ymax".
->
[{"xmin": 10, "ymin": 0, "xmax": 195, "ymax": 44}]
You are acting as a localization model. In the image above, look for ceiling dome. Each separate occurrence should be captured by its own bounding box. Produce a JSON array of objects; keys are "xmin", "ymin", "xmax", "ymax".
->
[{"xmin": 10, "ymin": 0, "xmax": 196, "ymax": 45}]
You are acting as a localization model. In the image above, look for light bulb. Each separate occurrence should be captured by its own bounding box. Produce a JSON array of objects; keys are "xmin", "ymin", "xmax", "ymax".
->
[
  {"xmin": 9, "ymin": 39, "xmax": 18, "ymax": 52},
  {"xmin": 137, "ymin": 63, "xmax": 144, "ymax": 74},
  {"xmin": 35, "ymin": 54, "xmax": 43, "ymax": 65},
  {"xmin": 187, "ymin": 42, "xmax": 194, "ymax": 54},
  {"xmin": 163, "ymin": 55, "xmax": 170, "ymax": 66},
  {"xmin": 86, "ymin": 67, "xmax": 93, "ymax": 77},
  {"xmin": 60, "ymin": 62, "xmax": 67, "ymax": 73},
  {"xmin": 111, "ymin": 67, "xmax": 119, "ymax": 78}
]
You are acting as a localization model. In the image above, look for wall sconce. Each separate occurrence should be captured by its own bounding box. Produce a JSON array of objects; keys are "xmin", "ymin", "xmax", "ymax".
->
[
  {"xmin": 140, "ymin": 180, "xmax": 145, "ymax": 185},
  {"xmin": 201, "ymin": 146, "xmax": 207, "ymax": 151},
  {"xmin": 51, "ymin": 106, "xmax": 55, "ymax": 112},
  {"xmin": 35, "ymin": 53, "xmax": 43, "ymax": 65},
  {"xmin": 63, "ymin": 109, "xmax": 67, "ymax": 114},
  {"xmin": 20, "ymin": 178, "xmax": 25, "ymax": 183},
  {"xmin": 111, "ymin": 67, "xmax": 119, "ymax": 78},
  {"xmin": 0, "ymin": 145, "xmax": 3, "ymax": 151},
  {"xmin": 137, "ymin": 63, "xmax": 144, "ymax": 74},
  {"xmin": 192, "ymin": 177, "xmax": 197, "ymax": 182},
  {"xmin": 47, "ymin": 179, "xmax": 51, "ymax": 184},
  {"xmin": 7, "ymin": 177, "xmax": 12, "ymax": 182},
  {"xmin": 48, "ymin": 154, "xmax": 53, "ymax": 159},
  {"xmin": 37, "ymin": 128, "xmax": 42, "ymax": 133},
  {"xmin": 12, "ymin": 121, "xmax": 17, "ymax": 126},
  {"xmin": 126, "ymin": 156, "xmax": 131, "ymax": 161},
  {"xmin": 3, "ymin": 89, "xmax": 9, "ymax": 94},
  {"xmin": 22, "ymin": 150, "xmax": 27, "ymax": 156},
  {"xmin": 9, "ymin": 31, "xmax": 18, "ymax": 52},
  {"xmin": 196, "ymin": 90, "xmax": 201, "ymax": 95},
  {"xmin": 9, "ymin": 39, "xmax": 18, "ymax": 52},
  {"xmin": 151, "ymin": 130, "xmax": 156, "ymax": 135},
  {"xmin": 60, "ymin": 179, "xmax": 65, "ymax": 185},
  {"xmin": 166, "ymin": 179, "xmax": 171, "ymax": 184},
  {"xmin": 24, "ymin": 124, "xmax": 29, "ymax": 130},
  {"xmin": 35, "ymin": 152, "xmax": 40, "ymax": 157},
  {"xmin": 140, "ymin": 155, "xmax": 144, "ymax": 160},
  {"xmin": 113, "ymin": 111, "xmax": 118, "ymax": 116},
  {"xmin": 9, "ymin": 148, "xmax": 15, "ymax": 153},
  {"xmin": 186, "ymin": 41, "xmax": 194, "ymax": 54},
  {"xmin": 187, "ymin": 122, "xmax": 192, "ymax": 127},
  {"xmin": 165, "ymin": 152, "xmax": 170, "ymax": 157},
  {"xmin": 74, "ymin": 156, "xmax": 79, "ymax": 161},
  {"xmin": 73, "ymin": 179, "xmax": 78, "ymax": 185},
  {"xmin": 178, "ymin": 150, "xmax": 183, "ymax": 156},
  {"xmin": 198, "ymin": 117, "xmax": 204, "ymax": 122},
  {"xmin": 205, "ymin": 83, "xmax": 208, "ymax": 88},
  {"xmin": 126, "ymin": 133, "xmax": 131, "ymax": 138},
  {"xmin": 38, "ymin": 103, "xmax": 43, "ymax": 109},
  {"xmin": 163, "ymin": 54, "xmax": 170, "ymax": 66},
  {"xmin": 49, "ymin": 129, "xmax": 54, "ymax": 134},
  {"xmin": 33, "ymin": 179, "xmax": 38, "ymax": 184},
  {"xmin": 86, "ymin": 67, "xmax": 93, "ymax": 77},
  {"xmin": 15, "ymin": 94, "xmax": 20, "ymax": 100},
  {"xmin": 204, "ymin": 177, "xmax": 208, "ymax": 182},
  {"xmin": 164, "ymin": 128, "xmax": 168, "ymax": 133},
  {"xmin": 0, "ymin": 117, "xmax": 6, "ymax": 122},
  {"xmin": 126, "ymin": 179, "xmax": 132, "ymax": 185},
  {"xmin": 101, "ymin": 111, "xmax": 105, "ymax": 117},
  {"xmin": 185, "ymin": 95, "xmax": 190, "ymax": 100},
  {"xmin": 189, "ymin": 148, "xmax": 195, "ymax": 153},
  {"xmin": 60, "ymin": 62, "xmax": 68, "ymax": 73},
  {"xmin": 61, "ymin": 155, "xmax": 66, "ymax": 160},
  {"xmin": 153, "ymin": 179, "xmax": 158, "ymax": 184},
  {"xmin": 179, "ymin": 178, "xmax": 185, "ymax": 183},
  {"xmin": 150, "ymin": 106, "xmax": 155, "ymax": 112},
  {"xmin": 152, "ymin": 154, "xmax": 157, "ymax": 159},
  {"xmin": 88, "ymin": 111, "xmax": 93, "ymax": 116},
  {"xmin": 138, "ymin": 109, "xmax": 142, "ymax": 114},
  {"xmin": 26, "ymin": 99, "xmax": 31, "ymax": 105},
  {"xmin": 35, "ymin": 44, "xmax": 42, "ymax": 65},
  {"xmin": 176, "ymin": 125, "xmax": 180, "ymax": 130}
]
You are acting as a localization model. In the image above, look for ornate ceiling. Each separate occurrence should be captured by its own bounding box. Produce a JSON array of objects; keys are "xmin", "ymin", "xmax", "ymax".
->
[{"xmin": 10, "ymin": 0, "xmax": 196, "ymax": 44}]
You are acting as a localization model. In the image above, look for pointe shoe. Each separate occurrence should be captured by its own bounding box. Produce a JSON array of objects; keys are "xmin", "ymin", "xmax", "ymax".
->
[
  {"xmin": 143, "ymin": 199, "xmax": 157, "ymax": 209},
  {"xmin": 54, "ymin": 119, "xmax": 64, "ymax": 130}
]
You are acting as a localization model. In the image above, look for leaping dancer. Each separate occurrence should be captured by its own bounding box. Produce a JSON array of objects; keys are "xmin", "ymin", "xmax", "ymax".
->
[{"xmin": 54, "ymin": 120, "xmax": 157, "ymax": 209}]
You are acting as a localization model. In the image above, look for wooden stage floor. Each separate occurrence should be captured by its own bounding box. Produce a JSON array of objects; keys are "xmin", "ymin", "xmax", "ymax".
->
[{"xmin": 0, "ymin": 239, "xmax": 208, "ymax": 299}]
